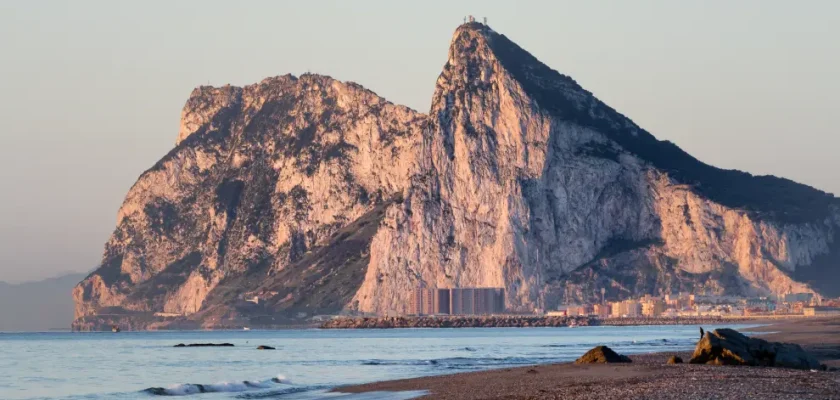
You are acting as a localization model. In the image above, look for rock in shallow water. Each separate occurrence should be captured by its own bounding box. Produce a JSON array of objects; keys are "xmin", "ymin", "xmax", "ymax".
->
[
  {"xmin": 689, "ymin": 328, "xmax": 820, "ymax": 370},
  {"xmin": 575, "ymin": 346, "xmax": 632, "ymax": 364}
]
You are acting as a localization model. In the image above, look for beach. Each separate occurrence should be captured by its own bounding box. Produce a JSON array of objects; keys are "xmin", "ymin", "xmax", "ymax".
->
[{"xmin": 336, "ymin": 317, "xmax": 840, "ymax": 399}]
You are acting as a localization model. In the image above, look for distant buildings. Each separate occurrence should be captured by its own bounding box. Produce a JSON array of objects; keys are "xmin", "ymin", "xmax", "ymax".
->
[
  {"xmin": 641, "ymin": 298, "xmax": 666, "ymax": 317},
  {"xmin": 593, "ymin": 304, "xmax": 610, "ymax": 318},
  {"xmin": 410, "ymin": 287, "xmax": 505, "ymax": 315},
  {"xmin": 535, "ymin": 289, "xmax": 833, "ymax": 319},
  {"xmin": 596, "ymin": 292, "xmax": 712, "ymax": 318},
  {"xmin": 610, "ymin": 299, "xmax": 641, "ymax": 317},
  {"xmin": 745, "ymin": 297, "xmax": 776, "ymax": 312},
  {"xmin": 433, "ymin": 289, "xmax": 450, "ymax": 314},
  {"xmin": 784, "ymin": 292, "xmax": 815, "ymax": 304},
  {"xmin": 410, "ymin": 286, "xmax": 830, "ymax": 319},
  {"xmin": 803, "ymin": 306, "xmax": 840, "ymax": 317},
  {"xmin": 548, "ymin": 304, "xmax": 588, "ymax": 317},
  {"xmin": 664, "ymin": 293, "xmax": 695, "ymax": 309}
]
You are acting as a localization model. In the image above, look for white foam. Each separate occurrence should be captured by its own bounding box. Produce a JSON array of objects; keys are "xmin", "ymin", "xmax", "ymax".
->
[{"xmin": 145, "ymin": 374, "xmax": 288, "ymax": 396}]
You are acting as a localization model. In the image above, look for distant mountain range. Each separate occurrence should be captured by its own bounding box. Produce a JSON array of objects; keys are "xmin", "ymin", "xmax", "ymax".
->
[
  {"xmin": 73, "ymin": 22, "xmax": 840, "ymax": 330},
  {"xmin": 0, "ymin": 273, "xmax": 87, "ymax": 331}
]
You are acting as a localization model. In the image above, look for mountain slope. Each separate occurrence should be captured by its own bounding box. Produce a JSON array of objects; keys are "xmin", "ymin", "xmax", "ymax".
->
[
  {"xmin": 0, "ymin": 273, "xmax": 87, "ymax": 331},
  {"xmin": 351, "ymin": 23, "xmax": 839, "ymax": 314},
  {"xmin": 73, "ymin": 23, "xmax": 839, "ymax": 329},
  {"xmin": 73, "ymin": 74, "xmax": 424, "ymax": 329}
]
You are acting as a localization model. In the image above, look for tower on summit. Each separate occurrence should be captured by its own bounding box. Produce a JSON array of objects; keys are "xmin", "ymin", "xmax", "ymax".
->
[{"xmin": 463, "ymin": 15, "xmax": 488, "ymax": 26}]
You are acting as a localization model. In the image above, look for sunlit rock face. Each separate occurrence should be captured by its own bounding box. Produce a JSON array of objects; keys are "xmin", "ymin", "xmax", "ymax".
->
[
  {"xmin": 73, "ymin": 75, "xmax": 425, "ymax": 327},
  {"xmin": 73, "ymin": 23, "xmax": 839, "ymax": 329}
]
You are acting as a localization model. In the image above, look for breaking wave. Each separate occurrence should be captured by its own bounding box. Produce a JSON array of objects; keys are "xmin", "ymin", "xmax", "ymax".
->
[{"xmin": 142, "ymin": 375, "xmax": 287, "ymax": 396}]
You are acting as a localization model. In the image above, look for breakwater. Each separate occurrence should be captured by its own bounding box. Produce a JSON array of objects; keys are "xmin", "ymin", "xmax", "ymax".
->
[
  {"xmin": 320, "ymin": 315, "xmax": 592, "ymax": 329},
  {"xmin": 319, "ymin": 315, "xmax": 755, "ymax": 329},
  {"xmin": 596, "ymin": 316, "xmax": 751, "ymax": 326}
]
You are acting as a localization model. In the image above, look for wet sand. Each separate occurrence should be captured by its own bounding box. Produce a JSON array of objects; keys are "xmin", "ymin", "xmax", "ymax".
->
[
  {"xmin": 336, "ymin": 317, "xmax": 840, "ymax": 399},
  {"xmin": 746, "ymin": 317, "xmax": 840, "ymax": 367}
]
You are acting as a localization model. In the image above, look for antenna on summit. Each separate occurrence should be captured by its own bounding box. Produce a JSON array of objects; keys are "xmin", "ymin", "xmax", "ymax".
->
[{"xmin": 483, "ymin": 17, "xmax": 487, "ymax": 25}]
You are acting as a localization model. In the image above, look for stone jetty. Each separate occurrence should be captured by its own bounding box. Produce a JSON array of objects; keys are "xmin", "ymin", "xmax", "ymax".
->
[{"xmin": 319, "ymin": 315, "xmax": 753, "ymax": 329}]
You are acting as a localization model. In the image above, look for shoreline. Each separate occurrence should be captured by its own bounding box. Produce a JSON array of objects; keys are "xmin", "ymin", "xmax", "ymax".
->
[
  {"xmin": 70, "ymin": 313, "xmax": 808, "ymax": 332},
  {"xmin": 334, "ymin": 317, "xmax": 840, "ymax": 399},
  {"xmin": 319, "ymin": 315, "xmax": 785, "ymax": 329}
]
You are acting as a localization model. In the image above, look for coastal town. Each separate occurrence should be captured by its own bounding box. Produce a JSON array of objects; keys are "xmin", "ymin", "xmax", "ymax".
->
[
  {"xmin": 546, "ymin": 291, "xmax": 840, "ymax": 319},
  {"xmin": 409, "ymin": 286, "xmax": 840, "ymax": 319},
  {"xmin": 319, "ymin": 287, "xmax": 840, "ymax": 329}
]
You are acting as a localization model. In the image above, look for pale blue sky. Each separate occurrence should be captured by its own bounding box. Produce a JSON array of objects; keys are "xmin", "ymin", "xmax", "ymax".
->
[{"xmin": 0, "ymin": 1, "xmax": 838, "ymax": 282}]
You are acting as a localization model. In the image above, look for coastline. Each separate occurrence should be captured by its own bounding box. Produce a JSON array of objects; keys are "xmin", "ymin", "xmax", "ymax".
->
[
  {"xmin": 319, "ymin": 315, "xmax": 784, "ymax": 329},
  {"xmin": 334, "ymin": 317, "xmax": 840, "ymax": 399}
]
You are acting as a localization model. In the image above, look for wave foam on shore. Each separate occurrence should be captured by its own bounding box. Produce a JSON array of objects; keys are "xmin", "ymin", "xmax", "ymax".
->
[{"xmin": 142, "ymin": 375, "xmax": 287, "ymax": 396}]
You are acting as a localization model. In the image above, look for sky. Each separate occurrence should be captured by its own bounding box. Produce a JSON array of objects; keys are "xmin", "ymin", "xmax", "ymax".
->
[{"xmin": 0, "ymin": 1, "xmax": 838, "ymax": 283}]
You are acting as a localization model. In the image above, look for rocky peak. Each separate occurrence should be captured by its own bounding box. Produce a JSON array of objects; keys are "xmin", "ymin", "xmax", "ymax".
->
[
  {"xmin": 447, "ymin": 23, "xmax": 839, "ymax": 225},
  {"xmin": 73, "ymin": 24, "xmax": 840, "ymax": 330},
  {"xmin": 445, "ymin": 22, "xmax": 495, "ymax": 67},
  {"xmin": 178, "ymin": 85, "xmax": 243, "ymax": 145}
]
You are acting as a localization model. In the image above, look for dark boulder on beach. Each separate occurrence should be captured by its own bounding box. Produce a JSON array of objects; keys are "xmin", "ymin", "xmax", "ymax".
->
[
  {"xmin": 173, "ymin": 343, "xmax": 235, "ymax": 347},
  {"xmin": 689, "ymin": 328, "xmax": 820, "ymax": 370},
  {"xmin": 257, "ymin": 345, "xmax": 275, "ymax": 350},
  {"xmin": 575, "ymin": 346, "xmax": 632, "ymax": 364},
  {"xmin": 667, "ymin": 355, "xmax": 683, "ymax": 364}
]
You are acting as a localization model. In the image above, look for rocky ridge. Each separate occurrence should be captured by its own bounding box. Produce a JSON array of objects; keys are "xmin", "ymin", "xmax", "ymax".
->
[{"xmin": 73, "ymin": 22, "xmax": 840, "ymax": 329}]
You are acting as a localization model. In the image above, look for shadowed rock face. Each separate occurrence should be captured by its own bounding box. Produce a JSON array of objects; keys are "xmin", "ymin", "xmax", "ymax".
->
[{"xmin": 73, "ymin": 23, "xmax": 840, "ymax": 329}]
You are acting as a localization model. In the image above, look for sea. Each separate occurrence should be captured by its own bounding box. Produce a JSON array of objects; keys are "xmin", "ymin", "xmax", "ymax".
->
[{"xmin": 0, "ymin": 324, "xmax": 750, "ymax": 400}]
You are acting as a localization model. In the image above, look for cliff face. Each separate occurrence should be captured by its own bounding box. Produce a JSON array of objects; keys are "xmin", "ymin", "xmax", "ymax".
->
[
  {"xmin": 73, "ymin": 74, "xmax": 424, "ymax": 327},
  {"xmin": 74, "ymin": 23, "xmax": 840, "ymax": 329}
]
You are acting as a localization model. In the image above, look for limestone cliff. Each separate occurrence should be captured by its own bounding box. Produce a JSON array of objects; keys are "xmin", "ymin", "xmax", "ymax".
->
[{"xmin": 73, "ymin": 23, "xmax": 839, "ymax": 329}]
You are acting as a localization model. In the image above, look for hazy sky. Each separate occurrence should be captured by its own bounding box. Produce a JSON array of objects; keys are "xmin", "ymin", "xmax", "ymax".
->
[{"xmin": 0, "ymin": 1, "xmax": 838, "ymax": 283}]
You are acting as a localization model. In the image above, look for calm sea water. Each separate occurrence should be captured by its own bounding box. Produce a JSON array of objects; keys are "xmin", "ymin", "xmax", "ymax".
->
[{"xmin": 0, "ymin": 324, "xmax": 750, "ymax": 399}]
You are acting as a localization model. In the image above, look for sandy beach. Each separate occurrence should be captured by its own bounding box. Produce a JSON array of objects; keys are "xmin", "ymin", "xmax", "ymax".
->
[{"xmin": 336, "ymin": 318, "xmax": 840, "ymax": 399}]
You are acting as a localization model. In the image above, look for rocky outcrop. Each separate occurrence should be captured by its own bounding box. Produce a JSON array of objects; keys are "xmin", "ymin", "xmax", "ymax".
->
[
  {"xmin": 575, "ymin": 346, "xmax": 632, "ymax": 364},
  {"xmin": 73, "ymin": 22, "xmax": 840, "ymax": 329},
  {"xmin": 689, "ymin": 328, "xmax": 820, "ymax": 370},
  {"xmin": 73, "ymin": 74, "xmax": 424, "ymax": 329}
]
